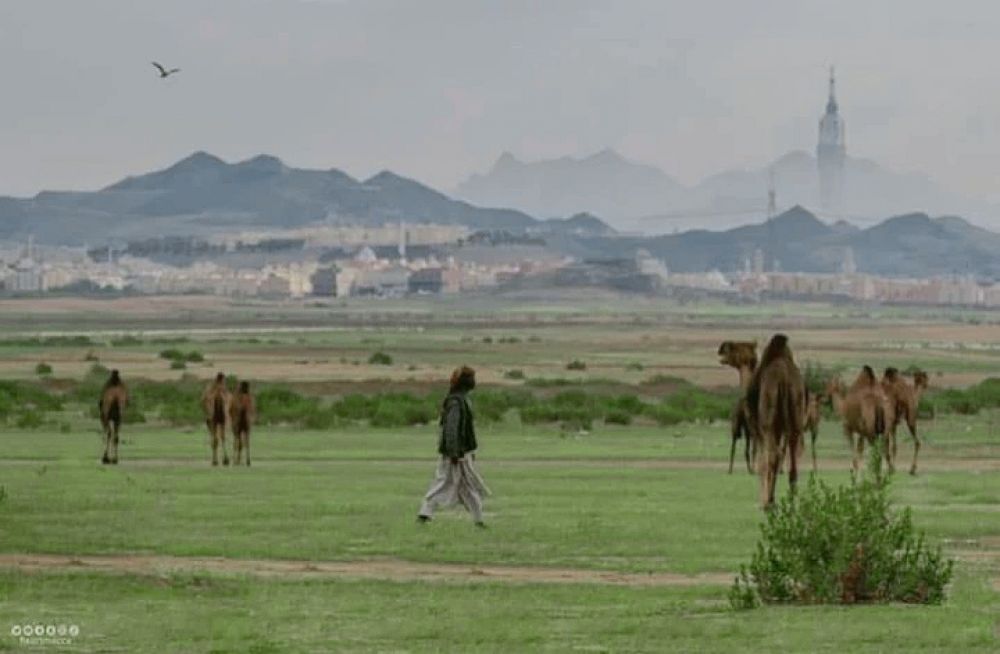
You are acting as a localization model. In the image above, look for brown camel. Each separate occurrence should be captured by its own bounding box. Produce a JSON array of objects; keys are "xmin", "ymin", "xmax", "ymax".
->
[
  {"xmin": 98, "ymin": 369, "xmax": 129, "ymax": 465},
  {"xmin": 202, "ymin": 372, "xmax": 231, "ymax": 466},
  {"xmin": 229, "ymin": 381, "xmax": 256, "ymax": 467},
  {"xmin": 717, "ymin": 340, "xmax": 757, "ymax": 474},
  {"xmin": 803, "ymin": 388, "xmax": 822, "ymax": 472},
  {"xmin": 881, "ymin": 368, "xmax": 929, "ymax": 475},
  {"xmin": 825, "ymin": 366, "xmax": 895, "ymax": 474},
  {"xmin": 745, "ymin": 334, "xmax": 805, "ymax": 510}
]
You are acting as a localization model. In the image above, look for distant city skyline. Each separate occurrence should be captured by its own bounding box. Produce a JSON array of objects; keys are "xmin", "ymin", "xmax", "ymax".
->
[{"xmin": 2, "ymin": 0, "xmax": 999, "ymax": 205}]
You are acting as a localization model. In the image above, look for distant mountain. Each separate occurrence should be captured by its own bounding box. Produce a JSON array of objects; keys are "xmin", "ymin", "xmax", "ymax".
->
[
  {"xmin": 459, "ymin": 149, "xmax": 998, "ymax": 233},
  {"xmin": 455, "ymin": 149, "xmax": 686, "ymax": 229},
  {"xmin": 566, "ymin": 206, "xmax": 1000, "ymax": 278},
  {"xmin": 0, "ymin": 152, "xmax": 538, "ymax": 244}
]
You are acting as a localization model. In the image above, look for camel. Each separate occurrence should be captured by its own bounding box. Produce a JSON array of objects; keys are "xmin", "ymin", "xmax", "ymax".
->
[
  {"xmin": 825, "ymin": 366, "xmax": 895, "ymax": 475},
  {"xmin": 229, "ymin": 381, "xmax": 256, "ymax": 467},
  {"xmin": 803, "ymin": 388, "xmax": 822, "ymax": 472},
  {"xmin": 717, "ymin": 340, "xmax": 758, "ymax": 474},
  {"xmin": 201, "ymin": 372, "xmax": 231, "ymax": 466},
  {"xmin": 98, "ymin": 370, "xmax": 129, "ymax": 464},
  {"xmin": 882, "ymin": 368, "xmax": 929, "ymax": 475},
  {"xmin": 745, "ymin": 334, "xmax": 805, "ymax": 510}
]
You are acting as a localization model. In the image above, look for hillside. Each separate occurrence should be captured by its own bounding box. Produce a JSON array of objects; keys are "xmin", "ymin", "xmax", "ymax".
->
[{"xmin": 0, "ymin": 152, "xmax": 540, "ymax": 244}]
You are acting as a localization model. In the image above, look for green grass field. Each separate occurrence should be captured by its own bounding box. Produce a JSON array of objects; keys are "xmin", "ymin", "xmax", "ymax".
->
[
  {"xmin": 1, "ymin": 295, "xmax": 999, "ymax": 652},
  {"xmin": 2, "ymin": 419, "xmax": 998, "ymax": 652}
]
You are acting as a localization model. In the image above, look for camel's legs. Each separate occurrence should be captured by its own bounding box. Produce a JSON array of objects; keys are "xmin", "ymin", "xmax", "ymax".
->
[
  {"xmin": 810, "ymin": 426, "xmax": 818, "ymax": 473},
  {"xmin": 110, "ymin": 424, "xmax": 120, "ymax": 464},
  {"xmin": 788, "ymin": 433, "xmax": 801, "ymax": 492},
  {"xmin": 853, "ymin": 432, "xmax": 865, "ymax": 477},
  {"xmin": 101, "ymin": 422, "xmax": 112, "ymax": 464},
  {"xmin": 728, "ymin": 434, "xmax": 737, "ymax": 474},
  {"xmin": 219, "ymin": 425, "xmax": 230, "ymax": 466},
  {"xmin": 908, "ymin": 418, "xmax": 920, "ymax": 476},
  {"xmin": 210, "ymin": 423, "xmax": 221, "ymax": 466},
  {"xmin": 232, "ymin": 430, "xmax": 243, "ymax": 466},
  {"xmin": 243, "ymin": 431, "xmax": 251, "ymax": 467}
]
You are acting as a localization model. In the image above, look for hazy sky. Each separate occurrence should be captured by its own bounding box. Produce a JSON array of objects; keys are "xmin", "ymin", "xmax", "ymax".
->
[{"xmin": 3, "ymin": 0, "xmax": 999, "ymax": 201}]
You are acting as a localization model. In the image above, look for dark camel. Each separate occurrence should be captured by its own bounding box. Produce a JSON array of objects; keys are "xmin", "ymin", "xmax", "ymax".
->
[
  {"xmin": 229, "ymin": 381, "xmax": 256, "ymax": 467},
  {"xmin": 746, "ymin": 334, "xmax": 805, "ymax": 510},
  {"xmin": 98, "ymin": 370, "xmax": 129, "ymax": 464},
  {"xmin": 201, "ymin": 373, "xmax": 231, "ymax": 466}
]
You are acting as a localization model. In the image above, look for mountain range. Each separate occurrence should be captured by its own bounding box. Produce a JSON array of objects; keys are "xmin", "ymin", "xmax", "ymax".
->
[
  {"xmin": 455, "ymin": 149, "xmax": 996, "ymax": 233},
  {"xmin": 2, "ymin": 151, "xmax": 998, "ymax": 279},
  {"xmin": 0, "ymin": 152, "xmax": 550, "ymax": 245},
  {"xmin": 571, "ymin": 205, "xmax": 1000, "ymax": 279}
]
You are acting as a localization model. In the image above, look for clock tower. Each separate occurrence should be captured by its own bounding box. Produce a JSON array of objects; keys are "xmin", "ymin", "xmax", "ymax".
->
[{"xmin": 817, "ymin": 67, "xmax": 846, "ymax": 212}]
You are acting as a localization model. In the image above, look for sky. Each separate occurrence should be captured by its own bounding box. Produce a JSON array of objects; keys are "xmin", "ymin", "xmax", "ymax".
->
[{"xmin": 2, "ymin": 0, "xmax": 999, "ymax": 202}]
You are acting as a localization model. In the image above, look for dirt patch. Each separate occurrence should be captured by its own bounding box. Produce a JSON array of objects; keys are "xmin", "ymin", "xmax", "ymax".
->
[{"xmin": 0, "ymin": 553, "xmax": 730, "ymax": 587}]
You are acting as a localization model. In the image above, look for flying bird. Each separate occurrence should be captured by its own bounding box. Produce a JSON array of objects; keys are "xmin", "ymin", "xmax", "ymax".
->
[{"xmin": 152, "ymin": 62, "xmax": 181, "ymax": 78}]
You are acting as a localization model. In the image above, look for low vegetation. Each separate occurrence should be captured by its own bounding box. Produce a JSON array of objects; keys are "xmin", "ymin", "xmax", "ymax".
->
[{"xmin": 731, "ymin": 450, "xmax": 953, "ymax": 608}]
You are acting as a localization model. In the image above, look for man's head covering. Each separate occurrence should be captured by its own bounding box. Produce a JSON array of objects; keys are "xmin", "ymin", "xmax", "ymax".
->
[{"xmin": 450, "ymin": 366, "xmax": 476, "ymax": 393}]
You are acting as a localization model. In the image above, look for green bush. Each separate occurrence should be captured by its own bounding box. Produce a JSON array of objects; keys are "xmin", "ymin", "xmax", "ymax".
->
[
  {"xmin": 625, "ymin": 362, "xmax": 644, "ymax": 371},
  {"xmin": 35, "ymin": 362, "xmax": 53, "ymax": 376},
  {"xmin": 368, "ymin": 351, "xmax": 393, "ymax": 366},
  {"xmin": 159, "ymin": 348, "xmax": 184, "ymax": 361},
  {"xmin": 185, "ymin": 351, "xmax": 205, "ymax": 363},
  {"xmin": 503, "ymin": 369, "xmax": 526, "ymax": 380},
  {"xmin": 15, "ymin": 410, "xmax": 45, "ymax": 429},
  {"xmin": 170, "ymin": 360, "xmax": 187, "ymax": 370},
  {"xmin": 604, "ymin": 410, "xmax": 632, "ymax": 425},
  {"xmin": 566, "ymin": 360, "xmax": 587, "ymax": 371},
  {"xmin": 731, "ymin": 450, "xmax": 953, "ymax": 608}
]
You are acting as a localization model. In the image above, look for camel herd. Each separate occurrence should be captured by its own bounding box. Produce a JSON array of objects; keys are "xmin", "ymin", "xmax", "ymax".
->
[
  {"xmin": 719, "ymin": 335, "xmax": 929, "ymax": 508},
  {"xmin": 94, "ymin": 336, "xmax": 926, "ymax": 510},
  {"xmin": 98, "ymin": 370, "xmax": 255, "ymax": 467}
]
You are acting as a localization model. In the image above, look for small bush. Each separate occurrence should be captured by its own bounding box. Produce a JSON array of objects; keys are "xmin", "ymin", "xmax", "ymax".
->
[
  {"xmin": 35, "ymin": 362, "xmax": 53, "ymax": 376},
  {"xmin": 731, "ymin": 449, "xmax": 954, "ymax": 608},
  {"xmin": 15, "ymin": 410, "xmax": 45, "ymax": 429},
  {"xmin": 159, "ymin": 348, "xmax": 184, "ymax": 361},
  {"xmin": 504, "ymin": 369, "xmax": 526, "ymax": 380},
  {"xmin": 625, "ymin": 362, "xmax": 644, "ymax": 371},
  {"xmin": 604, "ymin": 410, "xmax": 632, "ymax": 425},
  {"xmin": 83, "ymin": 351, "xmax": 100, "ymax": 362},
  {"xmin": 170, "ymin": 360, "xmax": 187, "ymax": 370},
  {"xmin": 185, "ymin": 351, "xmax": 204, "ymax": 363},
  {"xmin": 368, "ymin": 351, "xmax": 393, "ymax": 366},
  {"xmin": 566, "ymin": 360, "xmax": 587, "ymax": 371}
]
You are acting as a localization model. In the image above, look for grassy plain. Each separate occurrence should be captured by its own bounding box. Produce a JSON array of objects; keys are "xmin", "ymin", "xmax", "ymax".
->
[{"xmin": 0, "ymin": 293, "xmax": 998, "ymax": 652}]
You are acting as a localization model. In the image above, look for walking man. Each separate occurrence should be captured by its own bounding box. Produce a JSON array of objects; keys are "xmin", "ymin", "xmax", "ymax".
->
[{"xmin": 418, "ymin": 366, "xmax": 490, "ymax": 527}]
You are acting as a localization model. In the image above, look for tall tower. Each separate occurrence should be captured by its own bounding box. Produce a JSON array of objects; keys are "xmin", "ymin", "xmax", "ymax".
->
[{"xmin": 817, "ymin": 67, "xmax": 846, "ymax": 212}]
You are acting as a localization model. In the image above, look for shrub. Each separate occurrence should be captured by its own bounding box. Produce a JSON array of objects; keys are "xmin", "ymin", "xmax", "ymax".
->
[
  {"xmin": 604, "ymin": 410, "xmax": 632, "ymax": 425},
  {"xmin": 185, "ymin": 351, "xmax": 205, "ymax": 363},
  {"xmin": 159, "ymin": 348, "xmax": 184, "ymax": 361},
  {"xmin": 15, "ymin": 410, "xmax": 44, "ymax": 429},
  {"xmin": 35, "ymin": 362, "xmax": 53, "ymax": 376},
  {"xmin": 566, "ymin": 360, "xmax": 587, "ymax": 371},
  {"xmin": 625, "ymin": 362, "xmax": 644, "ymax": 371},
  {"xmin": 368, "ymin": 351, "xmax": 393, "ymax": 366},
  {"xmin": 170, "ymin": 360, "xmax": 187, "ymax": 370},
  {"xmin": 503, "ymin": 369, "xmax": 526, "ymax": 380},
  {"xmin": 731, "ymin": 449, "xmax": 954, "ymax": 608},
  {"xmin": 83, "ymin": 351, "xmax": 100, "ymax": 362}
]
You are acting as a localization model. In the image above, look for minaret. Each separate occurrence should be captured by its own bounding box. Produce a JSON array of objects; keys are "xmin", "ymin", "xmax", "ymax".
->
[{"xmin": 817, "ymin": 66, "xmax": 846, "ymax": 212}]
